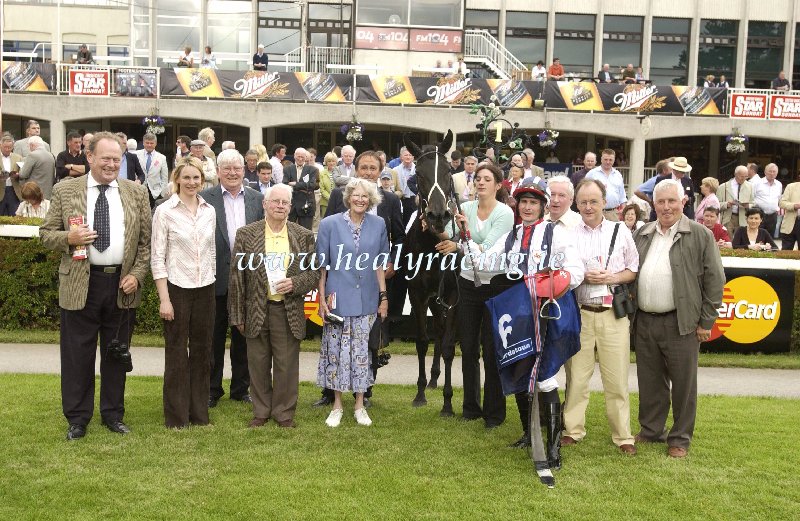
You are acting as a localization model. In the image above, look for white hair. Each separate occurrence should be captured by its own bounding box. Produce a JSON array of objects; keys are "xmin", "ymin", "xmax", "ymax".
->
[
  {"xmin": 198, "ymin": 127, "xmax": 215, "ymax": 142},
  {"xmin": 341, "ymin": 145, "xmax": 356, "ymax": 155},
  {"xmin": 653, "ymin": 179, "xmax": 684, "ymax": 200},
  {"xmin": 28, "ymin": 136, "xmax": 44, "ymax": 149},
  {"xmin": 221, "ymin": 141, "xmax": 235, "ymax": 150},
  {"xmin": 216, "ymin": 148, "xmax": 244, "ymax": 168},
  {"xmin": 126, "ymin": 138, "xmax": 137, "ymax": 151},
  {"xmin": 294, "ymin": 147, "xmax": 308, "ymax": 155},
  {"xmin": 343, "ymin": 178, "xmax": 382, "ymax": 211},
  {"xmin": 547, "ymin": 175, "xmax": 574, "ymax": 198},
  {"xmin": 264, "ymin": 183, "xmax": 293, "ymax": 202}
]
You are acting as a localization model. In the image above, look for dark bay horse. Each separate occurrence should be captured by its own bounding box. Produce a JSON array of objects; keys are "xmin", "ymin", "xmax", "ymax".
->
[{"xmin": 403, "ymin": 130, "xmax": 460, "ymax": 416}]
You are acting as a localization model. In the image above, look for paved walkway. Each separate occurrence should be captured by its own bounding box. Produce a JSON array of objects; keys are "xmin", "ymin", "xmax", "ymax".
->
[{"xmin": 2, "ymin": 343, "xmax": 799, "ymax": 398}]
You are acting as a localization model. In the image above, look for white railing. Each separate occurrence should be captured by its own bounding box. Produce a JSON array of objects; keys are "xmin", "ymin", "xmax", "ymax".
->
[
  {"xmin": 463, "ymin": 29, "xmax": 527, "ymax": 80},
  {"xmin": 283, "ymin": 46, "xmax": 352, "ymax": 73}
]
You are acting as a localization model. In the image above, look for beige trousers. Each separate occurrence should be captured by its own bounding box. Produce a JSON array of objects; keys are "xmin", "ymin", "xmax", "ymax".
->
[{"xmin": 562, "ymin": 307, "xmax": 634, "ymax": 446}]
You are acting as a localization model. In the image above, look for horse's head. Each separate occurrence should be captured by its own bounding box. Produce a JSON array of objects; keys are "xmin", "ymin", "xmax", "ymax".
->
[{"xmin": 403, "ymin": 130, "xmax": 455, "ymax": 235}]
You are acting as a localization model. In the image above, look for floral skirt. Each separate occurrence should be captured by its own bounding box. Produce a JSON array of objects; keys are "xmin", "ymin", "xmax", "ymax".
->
[{"xmin": 317, "ymin": 314, "xmax": 376, "ymax": 393}]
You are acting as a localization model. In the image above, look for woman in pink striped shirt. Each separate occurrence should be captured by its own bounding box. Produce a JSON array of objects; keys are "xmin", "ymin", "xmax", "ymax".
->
[{"xmin": 151, "ymin": 157, "xmax": 217, "ymax": 428}]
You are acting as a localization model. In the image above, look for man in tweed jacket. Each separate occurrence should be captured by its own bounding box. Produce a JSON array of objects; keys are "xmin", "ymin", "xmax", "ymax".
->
[
  {"xmin": 40, "ymin": 132, "xmax": 151, "ymax": 440},
  {"xmin": 228, "ymin": 183, "xmax": 319, "ymax": 428}
]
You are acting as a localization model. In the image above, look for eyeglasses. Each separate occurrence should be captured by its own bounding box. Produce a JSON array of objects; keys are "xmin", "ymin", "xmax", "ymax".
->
[
  {"xmin": 268, "ymin": 199, "xmax": 291, "ymax": 207},
  {"xmin": 577, "ymin": 199, "xmax": 603, "ymax": 208},
  {"xmin": 220, "ymin": 166, "xmax": 244, "ymax": 174}
]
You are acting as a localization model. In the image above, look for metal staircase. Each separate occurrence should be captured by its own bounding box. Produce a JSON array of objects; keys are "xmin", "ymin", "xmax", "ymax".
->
[{"xmin": 463, "ymin": 29, "xmax": 528, "ymax": 80}]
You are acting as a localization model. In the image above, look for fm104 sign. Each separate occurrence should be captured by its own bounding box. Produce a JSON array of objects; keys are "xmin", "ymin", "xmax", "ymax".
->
[
  {"xmin": 69, "ymin": 69, "xmax": 110, "ymax": 96},
  {"xmin": 704, "ymin": 271, "xmax": 795, "ymax": 353}
]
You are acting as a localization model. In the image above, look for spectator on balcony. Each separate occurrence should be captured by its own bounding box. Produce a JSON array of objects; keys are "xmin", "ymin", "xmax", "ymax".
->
[
  {"xmin": 457, "ymin": 56, "xmax": 468, "ymax": 76},
  {"xmin": 548, "ymin": 58, "xmax": 565, "ymax": 81},
  {"xmin": 597, "ymin": 63, "xmax": 614, "ymax": 83},
  {"xmin": 200, "ymin": 46, "xmax": 217, "ymax": 69},
  {"xmin": 532, "ymin": 60, "xmax": 547, "ymax": 81},
  {"xmin": 772, "ymin": 70, "xmax": 791, "ymax": 91},
  {"xmin": 177, "ymin": 47, "xmax": 193, "ymax": 68},
  {"xmin": 76, "ymin": 44, "xmax": 94, "ymax": 65},
  {"xmin": 253, "ymin": 44, "xmax": 269, "ymax": 71},
  {"xmin": 717, "ymin": 75, "xmax": 730, "ymax": 88},
  {"xmin": 635, "ymin": 67, "xmax": 646, "ymax": 84},
  {"xmin": 621, "ymin": 64, "xmax": 636, "ymax": 84},
  {"xmin": 703, "ymin": 74, "xmax": 716, "ymax": 88}
]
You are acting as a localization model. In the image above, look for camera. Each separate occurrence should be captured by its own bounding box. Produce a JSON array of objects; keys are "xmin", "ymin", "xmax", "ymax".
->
[
  {"xmin": 326, "ymin": 312, "xmax": 344, "ymax": 326},
  {"xmin": 376, "ymin": 348, "xmax": 391, "ymax": 368},
  {"xmin": 611, "ymin": 285, "xmax": 636, "ymax": 319},
  {"xmin": 107, "ymin": 339, "xmax": 133, "ymax": 373}
]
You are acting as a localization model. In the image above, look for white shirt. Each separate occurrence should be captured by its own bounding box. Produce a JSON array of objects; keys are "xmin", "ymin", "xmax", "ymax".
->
[
  {"xmin": 573, "ymin": 219, "xmax": 639, "ymax": 305},
  {"xmin": 637, "ymin": 220, "xmax": 679, "ymax": 312},
  {"xmin": 86, "ymin": 176, "xmax": 125, "ymax": 265},
  {"xmin": 269, "ymin": 156, "xmax": 284, "ymax": 184},
  {"xmin": 754, "ymin": 178, "xmax": 783, "ymax": 214},
  {"xmin": 546, "ymin": 209, "xmax": 581, "ymax": 230},
  {"xmin": 2, "ymin": 154, "xmax": 11, "ymax": 187}
]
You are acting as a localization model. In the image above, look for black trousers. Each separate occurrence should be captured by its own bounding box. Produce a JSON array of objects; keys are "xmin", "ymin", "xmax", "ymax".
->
[
  {"xmin": 401, "ymin": 197, "xmax": 417, "ymax": 226},
  {"xmin": 60, "ymin": 271, "xmax": 134, "ymax": 426},
  {"xmin": 760, "ymin": 212, "xmax": 778, "ymax": 239},
  {"xmin": 321, "ymin": 316, "xmax": 385, "ymax": 400},
  {"xmin": 0, "ymin": 186, "xmax": 20, "ymax": 216},
  {"xmin": 781, "ymin": 217, "xmax": 800, "ymax": 250},
  {"xmin": 163, "ymin": 282, "xmax": 215, "ymax": 428},
  {"xmin": 289, "ymin": 202, "xmax": 314, "ymax": 230},
  {"xmin": 209, "ymin": 294, "xmax": 250, "ymax": 400},
  {"xmin": 457, "ymin": 276, "xmax": 505, "ymax": 426}
]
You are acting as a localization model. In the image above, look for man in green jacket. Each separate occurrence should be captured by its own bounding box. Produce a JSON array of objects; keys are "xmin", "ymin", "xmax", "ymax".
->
[{"xmin": 632, "ymin": 178, "xmax": 725, "ymax": 459}]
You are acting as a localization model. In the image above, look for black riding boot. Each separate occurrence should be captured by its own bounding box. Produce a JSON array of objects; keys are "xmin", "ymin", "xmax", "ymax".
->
[
  {"xmin": 509, "ymin": 392, "xmax": 530, "ymax": 448},
  {"xmin": 542, "ymin": 389, "xmax": 562, "ymax": 470}
]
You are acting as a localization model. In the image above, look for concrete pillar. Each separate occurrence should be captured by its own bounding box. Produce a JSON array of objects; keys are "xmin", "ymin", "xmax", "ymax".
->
[
  {"xmin": 641, "ymin": 8, "xmax": 653, "ymax": 79},
  {"xmin": 546, "ymin": 2, "xmax": 556, "ymax": 68},
  {"xmin": 499, "ymin": 0, "xmax": 507, "ymax": 47},
  {"xmin": 250, "ymin": 123, "xmax": 262, "ymax": 147},
  {"xmin": 628, "ymin": 136, "xmax": 646, "ymax": 196},
  {"xmin": 50, "ymin": 119, "xmax": 66, "ymax": 155},
  {"xmin": 149, "ymin": 0, "xmax": 157, "ymax": 67},
  {"xmin": 735, "ymin": 15, "xmax": 748, "ymax": 88},
  {"xmin": 252, "ymin": 0, "xmax": 259, "ymax": 57},
  {"xmin": 688, "ymin": 11, "xmax": 700, "ymax": 87},
  {"xmin": 784, "ymin": 1, "xmax": 795, "ymax": 80},
  {"xmin": 594, "ymin": 11, "xmax": 604, "ymax": 76},
  {"xmin": 200, "ymin": 0, "xmax": 208, "ymax": 56}
]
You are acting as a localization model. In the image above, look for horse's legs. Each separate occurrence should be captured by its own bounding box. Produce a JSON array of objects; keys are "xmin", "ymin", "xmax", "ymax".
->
[
  {"xmin": 411, "ymin": 294, "xmax": 429, "ymax": 407},
  {"xmin": 428, "ymin": 303, "xmax": 443, "ymax": 390},
  {"xmin": 439, "ymin": 306, "xmax": 457, "ymax": 417}
]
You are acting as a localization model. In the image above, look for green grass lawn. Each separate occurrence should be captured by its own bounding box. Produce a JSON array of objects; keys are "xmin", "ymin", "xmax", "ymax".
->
[
  {"xmin": 0, "ymin": 374, "xmax": 797, "ymax": 520},
  {"xmin": 3, "ymin": 328, "xmax": 800, "ymax": 370}
]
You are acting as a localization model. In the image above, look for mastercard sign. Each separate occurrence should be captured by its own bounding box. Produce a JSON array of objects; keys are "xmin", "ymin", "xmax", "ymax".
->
[{"xmin": 709, "ymin": 276, "xmax": 780, "ymax": 344}]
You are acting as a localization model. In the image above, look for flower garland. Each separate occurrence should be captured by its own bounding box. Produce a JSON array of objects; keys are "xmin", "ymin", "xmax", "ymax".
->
[
  {"xmin": 538, "ymin": 129, "xmax": 559, "ymax": 149},
  {"xmin": 142, "ymin": 110, "xmax": 166, "ymax": 135},
  {"xmin": 341, "ymin": 115, "xmax": 363, "ymax": 142},
  {"xmin": 725, "ymin": 131, "xmax": 748, "ymax": 154}
]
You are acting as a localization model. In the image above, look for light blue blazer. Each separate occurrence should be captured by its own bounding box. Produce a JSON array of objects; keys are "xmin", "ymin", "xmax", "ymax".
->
[{"xmin": 316, "ymin": 212, "xmax": 390, "ymax": 317}]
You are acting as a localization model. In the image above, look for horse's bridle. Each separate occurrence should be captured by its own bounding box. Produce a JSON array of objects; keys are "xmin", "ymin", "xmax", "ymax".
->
[{"xmin": 414, "ymin": 146, "xmax": 461, "ymax": 234}]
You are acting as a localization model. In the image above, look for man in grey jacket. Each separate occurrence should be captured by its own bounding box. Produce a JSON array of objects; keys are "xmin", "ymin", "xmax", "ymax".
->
[
  {"xmin": 632, "ymin": 179, "xmax": 724, "ymax": 459},
  {"xmin": 18, "ymin": 136, "xmax": 55, "ymax": 198}
]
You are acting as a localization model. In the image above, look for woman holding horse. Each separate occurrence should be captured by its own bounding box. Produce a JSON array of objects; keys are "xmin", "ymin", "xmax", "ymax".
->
[
  {"xmin": 435, "ymin": 163, "xmax": 513, "ymax": 428},
  {"xmin": 485, "ymin": 177, "xmax": 584, "ymax": 470}
]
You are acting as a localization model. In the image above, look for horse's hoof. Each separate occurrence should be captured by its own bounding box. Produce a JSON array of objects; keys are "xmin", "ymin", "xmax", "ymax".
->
[
  {"xmin": 439, "ymin": 408, "xmax": 454, "ymax": 418},
  {"xmin": 427, "ymin": 380, "xmax": 438, "ymax": 390},
  {"xmin": 412, "ymin": 398, "xmax": 428, "ymax": 407}
]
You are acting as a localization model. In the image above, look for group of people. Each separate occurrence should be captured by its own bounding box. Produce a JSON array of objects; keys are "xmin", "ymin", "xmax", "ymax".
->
[
  {"xmin": 29, "ymin": 129, "xmax": 737, "ymax": 476},
  {"xmin": 174, "ymin": 44, "xmax": 269, "ymax": 71},
  {"xmin": 528, "ymin": 59, "xmax": 646, "ymax": 83}
]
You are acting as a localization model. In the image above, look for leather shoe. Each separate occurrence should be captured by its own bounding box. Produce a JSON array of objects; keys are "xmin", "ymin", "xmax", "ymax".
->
[
  {"xmin": 560, "ymin": 435, "xmax": 577, "ymax": 445},
  {"xmin": 66, "ymin": 423, "xmax": 86, "ymax": 441},
  {"xmin": 232, "ymin": 394, "xmax": 252, "ymax": 404},
  {"xmin": 248, "ymin": 417, "xmax": 268, "ymax": 428},
  {"xmin": 277, "ymin": 419, "xmax": 296, "ymax": 428},
  {"xmin": 668, "ymin": 446, "xmax": 688, "ymax": 458},
  {"xmin": 102, "ymin": 420, "xmax": 130, "ymax": 435},
  {"xmin": 208, "ymin": 396, "xmax": 219, "ymax": 408},
  {"xmin": 312, "ymin": 395, "xmax": 333, "ymax": 407},
  {"xmin": 508, "ymin": 433, "xmax": 531, "ymax": 449},
  {"xmin": 619, "ymin": 444, "xmax": 637, "ymax": 455}
]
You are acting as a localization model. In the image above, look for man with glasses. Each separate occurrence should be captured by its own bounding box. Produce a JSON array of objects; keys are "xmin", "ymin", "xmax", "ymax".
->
[{"xmin": 201, "ymin": 149, "xmax": 264, "ymax": 407}]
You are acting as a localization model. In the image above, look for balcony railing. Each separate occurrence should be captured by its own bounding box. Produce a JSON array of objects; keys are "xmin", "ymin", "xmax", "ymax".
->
[
  {"xmin": 463, "ymin": 29, "xmax": 527, "ymax": 80},
  {"xmin": 282, "ymin": 47, "xmax": 351, "ymax": 73}
]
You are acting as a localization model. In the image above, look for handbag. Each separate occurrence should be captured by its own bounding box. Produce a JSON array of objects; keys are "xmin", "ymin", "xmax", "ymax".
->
[{"xmin": 606, "ymin": 223, "xmax": 635, "ymax": 319}]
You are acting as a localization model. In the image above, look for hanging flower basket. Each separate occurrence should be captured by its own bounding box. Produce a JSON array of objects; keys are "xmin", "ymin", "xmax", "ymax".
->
[
  {"xmin": 341, "ymin": 115, "xmax": 363, "ymax": 142},
  {"xmin": 725, "ymin": 131, "xmax": 748, "ymax": 154},
  {"xmin": 142, "ymin": 112, "xmax": 166, "ymax": 135},
  {"xmin": 538, "ymin": 129, "xmax": 559, "ymax": 149}
]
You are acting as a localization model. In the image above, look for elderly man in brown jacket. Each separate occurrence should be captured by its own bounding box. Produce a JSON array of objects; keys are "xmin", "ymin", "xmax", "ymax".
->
[
  {"xmin": 632, "ymin": 178, "xmax": 724, "ymax": 459},
  {"xmin": 228, "ymin": 183, "xmax": 319, "ymax": 428}
]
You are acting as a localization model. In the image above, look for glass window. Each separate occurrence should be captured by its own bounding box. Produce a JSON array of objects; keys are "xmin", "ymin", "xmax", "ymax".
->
[
  {"xmin": 505, "ymin": 37, "xmax": 546, "ymax": 66},
  {"xmin": 208, "ymin": 1, "xmax": 251, "ymax": 56},
  {"xmin": 699, "ymin": 19, "xmax": 737, "ymax": 37},
  {"xmin": 604, "ymin": 16, "xmax": 643, "ymax": 34},
  {"xmin": 257, "ymin": 28, "xmax": 300, "ymax": 55},
  {"xmin": 652, "ymin": 18, "xmax": 690, "ymax": 35},
  {"xmin": 552, "ymin": 40, "xmax": 594, "ymax": 75},
  {"xmin": 506, "ymin": 12, "xmax": 547, "ymax": 29},
  {"xmin": 697, "ymin": 19, "xmax": 737, "ymax": 85},
  {"xmin": 746, "ymin": 21, "xmax": 785, "ymax": 88},
  {"xmin": 410, "ymin": 0, "xmax": 461, "ymax": 27},
  {"xmin": 793, "ymin": 22, "xmax": 800, "ymax": 88},
  {"xmin": 309, "ymin": 4, "xmax": 351, "ymax": 48},
  {"xmin": 259, "ymin": 1, "xmax": 301, "ymax": 18},
  {"xmin": 555, "ymin": 14, "xmax": 595, "ymax": 31},
  {"xmin": 357, "ymin": 0, "xmax": 408, "ymax": 25},
  {"xmin": 465, "ymin": 9, "xmax": 499, "ymax": 37},
  {"xmin": 748, "ymin": 21, "xmax": 785, "ymax": 37},
  {"xmin": 603, "ymin": 41, "xmax": 641, "ymax": 68},
  {"xmin": 156, "ymin": 0, "xmax": 200, "ymax": 53}
]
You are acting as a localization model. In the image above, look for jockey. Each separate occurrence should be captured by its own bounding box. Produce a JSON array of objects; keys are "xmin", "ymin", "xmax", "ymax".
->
[{"xmin": 486, "ymin": 177, "xmax": 584, "ymax": 470}]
